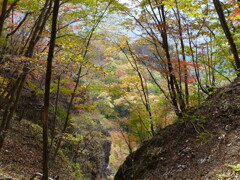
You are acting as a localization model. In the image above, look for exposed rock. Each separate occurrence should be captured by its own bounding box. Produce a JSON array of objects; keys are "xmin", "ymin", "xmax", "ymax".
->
[{"xmin": 64, "ymin": 116, "xmax": 112, "ymax": 180}]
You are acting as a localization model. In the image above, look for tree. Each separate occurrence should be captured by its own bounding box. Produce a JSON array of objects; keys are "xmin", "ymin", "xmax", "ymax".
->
[
  {"xmin": 42, "ymin": 0, "xmax": 60, "ymax": 179},
  {"xmin": 52, "ymin": 0, "xmax": 114, "ymax": 161},
  {"xmin": 213, "ymin": 0, "xmax": 240, "ymax": 74},
  {"xmin": 0, "ymin": 0, "xmax": 8, "ymax": 36},
  {"xmin": 0, "ymin": 0, "xmax": 54, "ymax": 149},
  {"xmin": 0, "ymin": 0, "xmax": 19, "ymax": 36},
  {"xmin": 116, "ymin": 0, "xmax": 239, "ymax": 119}
]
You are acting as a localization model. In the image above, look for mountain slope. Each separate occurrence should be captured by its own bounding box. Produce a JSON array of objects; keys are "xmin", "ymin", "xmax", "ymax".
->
[
  {"xmin": 115, "ymin": 78, "xmax": 240, "ymax": 179},
  {"xmin": 0, "ymin": 120, "xmax": 73, "ymax": 179}
]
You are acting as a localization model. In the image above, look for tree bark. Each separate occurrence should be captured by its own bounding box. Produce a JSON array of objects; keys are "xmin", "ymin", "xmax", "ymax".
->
[
  {"xmin": 160, "ymin": 4, "xmax": 184, "ymax": 115},
  {"xmin": 175, "ymin": 0, "xmax": 189, "ymax": 107},
  {"xmin": 0, "ymin": 0, "xmax": 8, "ymax": 36},
  {"xmin": 50, "ymin": 75, "xmax": 60, "ymax": 150},
  {"xmin": 42, "ymin": 0, "xmax": 60, "ymax": 179},
  {"xmin": 213, "ymin": 0, "xmax": 240, "ymax": 75},
  {"xmin": 24, "ymin": 0, "xmax": 52, "ymax": 57}
]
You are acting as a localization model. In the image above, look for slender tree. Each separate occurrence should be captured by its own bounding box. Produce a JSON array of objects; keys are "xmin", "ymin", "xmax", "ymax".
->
[
  {"xmin": 0, "ymin": 0, "xmax": 54, "ymax": 149},
  {"xmin": 42, "ymin": 0, "xmax": 60, "ymax": 179},
  {"xmin": 213, "ymin": 0, "xmax": 240, "ymax": 75},
  {"xmin": 52, "ymin": 0, "xmax": 113, "ymax": 160},
  {"xmin": 0, "ymin": 0, "xmax": 19, "ymax": 37},
  {"xmin": 0, "ymin": 0, "xmax": 8, "ymax": 36}
]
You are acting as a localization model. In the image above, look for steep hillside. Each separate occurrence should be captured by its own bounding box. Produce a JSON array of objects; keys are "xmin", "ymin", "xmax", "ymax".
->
[
  {"xmin": 115, "ymin": 78, "xmax": 240, "ymax": 179},
  {"xmin": 0, "ymin": 118, "xmax": 112, "ymax": 180},
  {"xmin": 0, "ymin": 82, "xmax": 113, "ymax": 179},
  {"xmin": 0, "ymin": 120, "xmax": 73, "ymax": 179}
]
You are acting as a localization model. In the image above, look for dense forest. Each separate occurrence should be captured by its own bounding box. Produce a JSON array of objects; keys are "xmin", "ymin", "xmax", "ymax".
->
[{"xmin": 0, "ymin": 0, "xmax": 239, "ymax": 179}]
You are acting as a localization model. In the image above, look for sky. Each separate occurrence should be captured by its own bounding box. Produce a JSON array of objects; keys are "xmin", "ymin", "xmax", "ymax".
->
[{"xmin": 119, "ymin": 0, "xmax": 130, "ymax": 4}]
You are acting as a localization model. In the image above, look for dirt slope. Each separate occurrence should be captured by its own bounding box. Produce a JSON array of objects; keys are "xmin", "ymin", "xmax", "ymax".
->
[
  {"xmin": 0, "ymin": 120, "xmax": 73, "ymax": 179},
  {"xmin": 115, "ymin": 78, "xmax": 240, "ymax": 180}
]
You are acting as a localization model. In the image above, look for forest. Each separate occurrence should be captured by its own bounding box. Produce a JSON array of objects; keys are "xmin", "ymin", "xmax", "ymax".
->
[{"xmin": 0, "ymin": 0, "xmax": 239, "ymax": 179}]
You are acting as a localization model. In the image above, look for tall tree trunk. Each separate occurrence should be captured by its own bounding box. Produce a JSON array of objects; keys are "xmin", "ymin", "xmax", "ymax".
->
[
  {"xmin": 0, "ymin": 82, "xmax": 17, "ymax": 148},
  {"xmin": 52, "ymin": 1, "xmax": 113, "ymax": 161},
  {"xmin": 213, "ymin": 0, "xmax": 240, "ymax": 75},
  {"xmin": 0, "ymin": 69, "xmax": 27, "ymax": 149},
  {"xmin": 175, "ymin": 0, "xmax": 189, "ymax": 107},
  {"xmin": 25, "ymin": 0, "xmax": 52, "ymax": 57},
  {"xmin": 50, "ymin": 75, "xmax": 60, "ymax": 150},
  {"xmin": 42, "ymin": 0, "xmax": 60, "ymax": 179},
  {"xmin": 0, "ymin": 0, "xmax": 52, "ymax": 149},
  {"xmin": 160, "ymin": 4, "xmax": 184, "ymax": 116},
  {"xmin": 0, "ymin": 0, "xmax": 8, "ymax": 36},
  {"xmin": 0, "ymin": 0, "xmax": 19, "ymax": 37}
]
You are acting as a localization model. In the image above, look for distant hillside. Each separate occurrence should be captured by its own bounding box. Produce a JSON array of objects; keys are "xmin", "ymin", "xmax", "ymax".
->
[{"xmin": 115, "ymin": 78, "xmax": 240, "ymax": 179}]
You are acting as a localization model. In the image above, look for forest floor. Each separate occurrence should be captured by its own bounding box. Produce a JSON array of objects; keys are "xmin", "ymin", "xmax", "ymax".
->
[
  {"xmin": 115, "ymin": 78, "xmax": 240, "ymax": 179},
  {"xmin": 0, "ymin": 120, "xmax": 73, "ymax": 179}
]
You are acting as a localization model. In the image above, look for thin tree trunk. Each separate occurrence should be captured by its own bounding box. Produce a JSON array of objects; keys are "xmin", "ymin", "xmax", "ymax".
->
[
  {"xmin": 6, "ymin": 12, "xmax": 30, "ymax": 38},
  {"xmin": 0, "ymin": 0, "xmax": 53, "ymax": 149},
  {"xmin": 52, "ymin": 1, "xmax": 113, "ymax": 161},
  {"xmin": 160, "ymin": 4, "xmax": 184, "ymax": 115},
  {"xmin": 125, "ymin": 41, "xmax": 155, "ymax": 136},
  {"xmin": 42, "ymin": 0, "xmax": 60, "ymax": 179},
  {"xmin": 5, "ymin": 68, "xmax": 28, "ymax": 129},
  {"xmin": 0, "ymin": 0, "xmax": 8, "ymax": 36},
  {"xmin": 25, "ymin": 0, "xmax": 52, "ymax": 57},
  {"xmin": 213, "ymin": 0, "xmax": 240, "ymax": 75},
  {"xmin": 50, "ymin": 75, "xmax": 60, "ymax": 149},
  {"xmin": 0, "ymin": 74, "xmax": 23, "ymax": 148},
  {"xmin": 175, "ymin": 0, "xmax": 189, "ymax": 107},
  {"xmin": 0, "ymin": 0, "xmax": 19, "ymax": 37},
  {"xmin": 186, "ymin": 24, "xmax": 210, "ymax": 94}
]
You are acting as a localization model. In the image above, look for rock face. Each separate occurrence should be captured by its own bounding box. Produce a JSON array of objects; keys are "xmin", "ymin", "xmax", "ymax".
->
[
  {"xmin": 64, "ymin": 117, "xmax": 112, "ymax": 180},
  {"xmin": 115, "ymin": 78, "xmax": 240, "ymax": 180}
]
